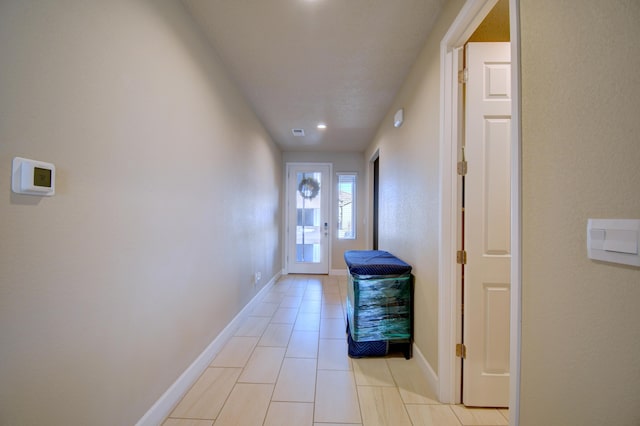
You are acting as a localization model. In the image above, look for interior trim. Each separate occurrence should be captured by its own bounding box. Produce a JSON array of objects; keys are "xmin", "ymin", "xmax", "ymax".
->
[
  {"xmin": 438, "ymin": 1, "xmax": 521, "ymax": 424},
  {"xmin": 413, "ymin": 342, "xmax": 440, "ymax": 402}
]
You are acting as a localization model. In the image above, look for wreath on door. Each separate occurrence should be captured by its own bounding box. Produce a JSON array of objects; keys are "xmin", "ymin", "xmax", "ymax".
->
[{"xmin": 298, "ymin": 177, "xmax": 320, "ymax": 200}]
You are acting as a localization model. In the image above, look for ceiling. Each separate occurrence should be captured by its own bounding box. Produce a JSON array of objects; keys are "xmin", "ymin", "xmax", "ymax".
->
[{"xmin": 182, "ymin": 0, "xmax": 445, "ymax": 152}]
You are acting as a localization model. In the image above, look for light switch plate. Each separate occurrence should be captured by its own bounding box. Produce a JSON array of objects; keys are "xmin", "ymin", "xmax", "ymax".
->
[{"xmin": 587, "ymin": 219, "xmax": 640, "ymax": 267}]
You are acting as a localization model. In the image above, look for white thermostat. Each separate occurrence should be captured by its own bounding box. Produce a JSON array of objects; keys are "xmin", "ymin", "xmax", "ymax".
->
[{"xmin": 12, "ymin": 157, "xmax": 56, "ymax": 196}]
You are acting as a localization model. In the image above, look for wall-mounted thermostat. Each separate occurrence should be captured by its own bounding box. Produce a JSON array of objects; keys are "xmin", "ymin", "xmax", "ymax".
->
[{"xmin": 11, "ymin": 157, "xmax": 56, "ymax": 196}]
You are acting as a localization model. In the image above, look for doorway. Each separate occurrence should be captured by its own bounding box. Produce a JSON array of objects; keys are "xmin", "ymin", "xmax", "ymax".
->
[
  {"xmin": 285, "ymin": 163, "xmax": 332, "ymax": 274},
  {"xmin": 372, "ymin": 154, "xmax": 380, "ymax": 250},
  {"xmin": 461, "ymin": 41, "xmax": 511, "ymax": 407},
  {"xmin": 438, "ymin": 0, "xmax": 521, "ymax": 421}
]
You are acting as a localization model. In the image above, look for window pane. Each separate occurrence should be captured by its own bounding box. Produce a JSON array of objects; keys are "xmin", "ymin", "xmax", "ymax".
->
[{"xmin": 338, "ymin": 174, "xmax": 356, "ymax": 240}]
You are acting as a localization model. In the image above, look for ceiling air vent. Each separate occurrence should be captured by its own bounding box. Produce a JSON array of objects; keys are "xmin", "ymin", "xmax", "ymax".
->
[{"xmin": 292, "ymin": 128, "xmax": 305, "ymax": 137}]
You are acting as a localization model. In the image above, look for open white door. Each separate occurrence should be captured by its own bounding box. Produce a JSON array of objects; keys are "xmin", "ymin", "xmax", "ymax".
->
[
  {"xmin": 286, "ymin": 163, "xmax": 331, "ymax": 274},
  {"xmin": 463, "ymin": 42, "xmax": 511, "ymax": 407}
]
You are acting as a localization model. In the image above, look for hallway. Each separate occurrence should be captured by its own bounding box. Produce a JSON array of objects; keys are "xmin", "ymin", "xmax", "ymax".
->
[{"xmin": 162, "ymin": 275, "xmax": 508, "ymax": 425}]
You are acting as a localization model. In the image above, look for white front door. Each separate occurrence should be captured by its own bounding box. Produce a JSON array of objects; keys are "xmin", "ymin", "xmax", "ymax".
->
[
  {"xmin": 286, "ymin": 163, "xmax": 331, "ymax": 274},
  {"xmin": 463, "ymin": 42, "xmax": 511, "ymax": 407}
]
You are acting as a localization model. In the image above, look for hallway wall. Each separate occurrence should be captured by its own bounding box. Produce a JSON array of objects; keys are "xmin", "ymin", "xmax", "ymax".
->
[
  {"xmin": 367, "ymin": 2, "xmax": 640, "ymax": 424},
  {"xmin": 519, "ymin": 1, "xmax": 640, "ymax": 425},
  {"xmin": 364, "ymin": 0, "xmax": 465, "ymax": 371},
  {"xmin": 0, "ymin": 1, "xmax": 282, "ymax": 425}
]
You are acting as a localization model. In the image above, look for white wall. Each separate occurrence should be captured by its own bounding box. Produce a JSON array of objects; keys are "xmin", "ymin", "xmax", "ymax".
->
[
  {"xmin": 519, "ymin": 1, "xmax": 640, "ymax": 425},
  {"xmin": 0, "ymin": 1, "xmax": 282, "ymax": 425},
  {"xmin": 282, "ymin": 151, "xmax": 366, "ymax": 271},
  {"xmin": 364, "ymin": 0, "xmax": 465, "ymax": 371}
]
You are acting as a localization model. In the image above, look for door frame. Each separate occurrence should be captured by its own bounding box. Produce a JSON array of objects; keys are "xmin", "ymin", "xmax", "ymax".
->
[
  {"xmin": 284, "ymin": 162, "xmax": 333, "ymax": 275},
  {"xmin": 437, "ymin": 0, "xmax": 521, "ymax": 423}
]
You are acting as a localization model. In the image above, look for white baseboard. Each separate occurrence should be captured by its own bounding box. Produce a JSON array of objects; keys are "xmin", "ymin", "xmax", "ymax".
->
[
  {"xmin": 136, "ymin": 272, "xmax": 281, "ymax": 426},
  {"xmin": 412, "ymin": 342, "xmax": 440, "ymax": 401},
  {"xmin": 330, "ymin": 268, "xmax": 347, "ymax": 276}
]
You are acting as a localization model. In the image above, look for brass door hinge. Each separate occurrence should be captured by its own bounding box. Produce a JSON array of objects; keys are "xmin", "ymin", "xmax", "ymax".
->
[
  {"xmin": 458, "ymin": 68, "xmax": 468, "ymax": 84},
  {"xmin": 457, "ymin": 160, "xmax": 467, "ymax": 176},
  {"xmin": 456, "ymin": 343, "xmax": 467, "ymax": 359},
  {"xmin": 458, "ymin": 146, "xmax": 467, "ymax": 176},
  {"xmin": 456, "ymin": 250, "xmax": 467, "ymax": 265}
]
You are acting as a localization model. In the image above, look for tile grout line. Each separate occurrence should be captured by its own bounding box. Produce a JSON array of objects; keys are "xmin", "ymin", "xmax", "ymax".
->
[
  {"xmin": 310, "ymin": 280, "xmax": 322, "ymax": 426},
  {"xmin": 248, "ymin": 282, "xmax": 293, "ymax": 425}
]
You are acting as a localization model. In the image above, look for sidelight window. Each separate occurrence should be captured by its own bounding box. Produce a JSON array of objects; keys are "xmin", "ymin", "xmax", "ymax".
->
[{"xmin": 337, "ymin": 173, "xmax": 357, "ymax": 240}]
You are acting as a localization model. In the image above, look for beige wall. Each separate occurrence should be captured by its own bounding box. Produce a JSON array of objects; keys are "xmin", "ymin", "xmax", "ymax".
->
[
  {"xmin": 367, "ymin": 1, "xmax": 640, "ymax": 423},
  {"xmin": 365, "ymin": 0, "xmax": 465, "ymax": 370},
  {"xmin": 282, "ymin": 151, "xmax": 367, "ymax": 270},
  {"xmin": 0, "ymin": 1, "xmax": 282, "ymax": 425},
  {"xmin": 519, "ymin": 1, "xmax": 640, "ymax": 425}
]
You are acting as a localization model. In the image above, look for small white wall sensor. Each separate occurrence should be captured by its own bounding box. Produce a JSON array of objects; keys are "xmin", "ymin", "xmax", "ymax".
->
[
  {"xmin": 394, "ymin": 108, "xmax": 404, "ymax": 128},
  {"xmin": 11, "ymin": 157, "xmax": 56, "ymax": 196}
]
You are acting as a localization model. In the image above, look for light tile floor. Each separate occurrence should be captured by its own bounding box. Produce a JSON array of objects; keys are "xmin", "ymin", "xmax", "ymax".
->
[{"xmin": 163, "ymin": 275, "xmax": 509, "ymax": 426}]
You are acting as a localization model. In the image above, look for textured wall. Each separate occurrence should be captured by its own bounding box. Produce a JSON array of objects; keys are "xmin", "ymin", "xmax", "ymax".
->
[
  {"xmin": 365, "ymin": 0, "xmax": 465, "ymax": 371},
  {"xmin": 0, "ymin": 1, "xmax": 282, "ymax": 424},
  {"xmin": 519, "ymin": 1, "xmax": 640, "ymax": 425}
]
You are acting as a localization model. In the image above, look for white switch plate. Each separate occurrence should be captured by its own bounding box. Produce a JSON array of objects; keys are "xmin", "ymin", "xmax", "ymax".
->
[{"xmin": 587, "ymin": 219, "xmax": 640, "ymax": 267}]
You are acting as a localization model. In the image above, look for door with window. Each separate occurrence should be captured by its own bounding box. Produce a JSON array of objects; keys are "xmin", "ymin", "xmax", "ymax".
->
[{"xmin": 286, "ymin": 163, "xmax": 331, "ymax": 274}]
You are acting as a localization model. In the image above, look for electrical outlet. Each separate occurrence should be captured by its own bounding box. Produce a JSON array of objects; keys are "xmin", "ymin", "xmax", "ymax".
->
[{"xmin": 254, "ymin": 272, "xmax": 261, "ymax": 285}]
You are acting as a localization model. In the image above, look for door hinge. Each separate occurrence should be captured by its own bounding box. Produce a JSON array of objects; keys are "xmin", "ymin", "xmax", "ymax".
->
[
  {"xmin": 457, "ymin": 160, "xmax": 467, "ymax": 176},
  {"xmin": 458, "ymin": 68, "xmax": 468, "ymax": 84},
  {"xmin": 456, "ymin": 250, "xmax": 467, "ymax": 265},
  {"xmin": 456, "ymin": 343, "xmax": 467, "ymax": 359},
  {"xmin": 458, "ymin": 146, "xmax": 467, "ymax": 176}
]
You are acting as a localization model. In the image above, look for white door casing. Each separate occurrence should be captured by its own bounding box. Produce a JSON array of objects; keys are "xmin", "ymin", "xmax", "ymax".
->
[
  {"xmin": 463, "ymin": 42, "xmax": 511, "ymax": 407},
  {"xmin": 439, "ymin": 0, "xmax": 522, "ymax": 422},
  {"xmin": 286, "ymin": 163, "xmax": 331, "ymax": 274}
]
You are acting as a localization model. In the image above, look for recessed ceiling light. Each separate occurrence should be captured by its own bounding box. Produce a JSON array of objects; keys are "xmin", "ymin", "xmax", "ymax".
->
[{"xmin": 317, "ymin": 123, "xmax": 327, "ymax": 129}]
